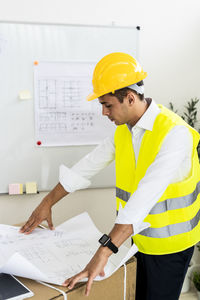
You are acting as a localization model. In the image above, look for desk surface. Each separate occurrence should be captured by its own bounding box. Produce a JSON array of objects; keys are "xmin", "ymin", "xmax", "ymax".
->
[{"xmin": 17, "ymin": 257, "xmax": 136, "ymax": 300}]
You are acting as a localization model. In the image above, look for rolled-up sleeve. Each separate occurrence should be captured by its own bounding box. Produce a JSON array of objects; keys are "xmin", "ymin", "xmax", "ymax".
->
[{"xmin": 59, "ymin": 135, "xmax": 115, "ymax": 192}]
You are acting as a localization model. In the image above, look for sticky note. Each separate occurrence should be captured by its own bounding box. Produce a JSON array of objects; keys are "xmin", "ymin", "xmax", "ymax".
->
[
  {"xmin": 26, "ymin": 182, "xmax": 37, "ymax": 194},
  {"xmin": 9, "ymin": 184, "xmax": 23, "ymax": 195},
  {"xmin": 18, "ymin": 90, "xmax": 31, "ymax": 100}
]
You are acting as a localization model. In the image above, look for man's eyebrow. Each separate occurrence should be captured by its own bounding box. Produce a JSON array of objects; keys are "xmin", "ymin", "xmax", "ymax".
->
[{"xmin": 99, "ymin": 101, "xmax": 106, "ymax": 105}]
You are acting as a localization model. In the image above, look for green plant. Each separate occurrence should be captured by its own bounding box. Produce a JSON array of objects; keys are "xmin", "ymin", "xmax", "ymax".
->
[
  {"xmin": 169, "ymin": 98, "xmax": 200, "ymax": 159},
  {"xmin": 193, "ymin": 271, "xmax": 200, "ymax": 291},
  {"xmin": 169, "ymin": 102, "xmax": 178, "ymax": 114},
  {"xmin": 182, "ymin": 98, "xmax": 199, "ymax": 128}
]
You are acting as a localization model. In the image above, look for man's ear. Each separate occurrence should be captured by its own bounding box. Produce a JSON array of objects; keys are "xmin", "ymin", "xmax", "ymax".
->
[{"xmin": 127, "ymin": 92, "xmax": 136, "ymax": 105}]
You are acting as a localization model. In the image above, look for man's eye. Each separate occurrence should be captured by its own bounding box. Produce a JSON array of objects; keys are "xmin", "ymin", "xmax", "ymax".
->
[{"xmin": 105, "ymin": 105, "xmax": 111, "ymax": 108}]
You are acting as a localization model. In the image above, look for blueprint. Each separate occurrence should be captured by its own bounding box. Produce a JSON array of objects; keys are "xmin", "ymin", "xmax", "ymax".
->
[
  {"xmin": 34, "ymin": 62, "xmax": 115, "ymax": 146},
  {"xmin": 0, "ymin": 212, "xmax": 138, "ymax": 285}
]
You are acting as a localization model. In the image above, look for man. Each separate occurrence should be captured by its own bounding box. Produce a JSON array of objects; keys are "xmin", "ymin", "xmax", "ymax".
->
[{"xmin": 20, "ymin": 52, "xmax": 200, "ymax": 299}]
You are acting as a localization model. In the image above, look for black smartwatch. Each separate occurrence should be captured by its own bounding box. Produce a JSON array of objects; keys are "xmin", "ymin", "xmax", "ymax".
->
[{"xmin": 99, "ymin": 234, "xmax": 118, "ymax": 253}]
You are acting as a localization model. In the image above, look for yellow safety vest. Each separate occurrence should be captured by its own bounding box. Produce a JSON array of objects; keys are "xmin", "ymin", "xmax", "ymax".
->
[{"xmin": 115, "ymin": 104, "xmax": 200, "ymax": 255}]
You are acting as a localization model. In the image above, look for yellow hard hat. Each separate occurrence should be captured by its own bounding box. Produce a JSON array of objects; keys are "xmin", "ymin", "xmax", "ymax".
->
[{"xmin": 87, "ymin": 52, "xmax": 147, "ymax": 101}]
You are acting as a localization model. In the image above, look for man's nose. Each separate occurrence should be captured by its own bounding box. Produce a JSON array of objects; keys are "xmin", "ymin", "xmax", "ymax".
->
[{"xmin": 102, "ymin": 105, "xmax": 110, "ymax": 116}]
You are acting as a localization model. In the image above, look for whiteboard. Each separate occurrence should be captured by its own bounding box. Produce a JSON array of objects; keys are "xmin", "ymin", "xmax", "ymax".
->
[{"xmin": 0, "ymin": 21, "xmax": 139, "ymax": 193}]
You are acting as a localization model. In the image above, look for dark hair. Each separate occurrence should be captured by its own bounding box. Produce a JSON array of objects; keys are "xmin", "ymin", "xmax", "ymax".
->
[{"xmin": 106, "ymin": 80, "xmax": 144, "ymax": 103}]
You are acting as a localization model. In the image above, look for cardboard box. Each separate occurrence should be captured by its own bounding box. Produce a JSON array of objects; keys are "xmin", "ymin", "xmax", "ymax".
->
[{"xmin": 17, "ymin": 257, "xmax": 136, "ymax": 300}]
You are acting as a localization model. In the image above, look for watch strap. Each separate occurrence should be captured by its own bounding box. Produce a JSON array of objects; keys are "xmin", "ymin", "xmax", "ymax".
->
[
  {"xmin": 99, "ymin": 234, "xmax": 118, "ymax": 254},
  {"xmin": 106, "ymin": 239, "xmax": 118, "ymax": 253}
]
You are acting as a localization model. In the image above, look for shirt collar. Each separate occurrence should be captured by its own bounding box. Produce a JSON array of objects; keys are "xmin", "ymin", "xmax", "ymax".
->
[{"xmin": 127, "ymin": 98, "xmax": 161, "ymax": 132}]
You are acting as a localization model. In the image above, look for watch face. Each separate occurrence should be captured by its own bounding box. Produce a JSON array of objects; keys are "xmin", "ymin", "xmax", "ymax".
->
[{"xmin": 99, "ymin": 234, "xmax": 109, "ymax": 244}]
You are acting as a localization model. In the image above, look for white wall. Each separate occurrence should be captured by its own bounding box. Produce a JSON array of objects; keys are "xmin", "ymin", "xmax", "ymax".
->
[
  {"xmin": 0, "ymin": 0, "xmax": 199, "ymax": 108},
  {"xmin": 0, "ymin": 0, "xmax": 200, "ymax": 254}
]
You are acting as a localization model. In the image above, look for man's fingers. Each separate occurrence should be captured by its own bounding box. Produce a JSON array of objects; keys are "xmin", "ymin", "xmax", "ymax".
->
[
  {"xmin": 20, "ymin": 219, "xmax": 35, "ymax": 233},
  {"xmin": 85, "ymin": 276, "xmax": 94, "ymax": 296},
  {"xmin": 99, "ymin": 270, "xmax": 105, "ymax": 277},
  {"xmin": 23, "ymin": 222, "xmax": 39, "ymax": 234},
  {"xmin": 47, "ymin": 216, "xmax": 54, "ymax": 230},
  {"xmin": 63, "ymin": 271, "xmax": 87, "ymax": 288},
  {"xmin": 63, "ymin": 272, "xmax": 94, "ymax": 297},
  {"xmin": 20, "ymin": 219, "xmax": 40, "ymax": 234},
  {"xmin": 66, "ymin": 273, "xmax": 85, "ymax": 289},
  {"xmin": 62, "ymin": 278, "xmax": 70, "ymax": 286}
]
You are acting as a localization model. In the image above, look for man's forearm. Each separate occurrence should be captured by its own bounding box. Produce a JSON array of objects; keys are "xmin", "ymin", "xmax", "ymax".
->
[
  {"xmin": 44, "ymin": 183, "xmax": 69, "ymax": 207},
  {"xmin": 109, "ymin": 223, "xmax": 133, "ymax": 247},
  {"xmin": 99, "ymin": 223, "xmax": 133, "ymax": 257}
]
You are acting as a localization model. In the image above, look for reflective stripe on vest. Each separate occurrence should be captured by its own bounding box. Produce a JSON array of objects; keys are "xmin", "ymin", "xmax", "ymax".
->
[
  {"xmin": 116, "ymin": 181, "xmax": 200, "ymax": 210},
  {"xmin": 116, "ymin": 187, "xmax": 131, "ymax": 202},
  {"xmin": 140, "ymin": 207, "xmax": 200, "ymax": 238},
  {"xmin": 149, "ymin": 181, "xmax": 200, "ymax": 214}
]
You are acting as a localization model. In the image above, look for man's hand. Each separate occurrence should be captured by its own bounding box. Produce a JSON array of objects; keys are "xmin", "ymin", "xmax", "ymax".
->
[
  {"xmin": 20, "ymin": 200, "xmax": 54, "ymax": 234},
  {"xmin": 20, "ymin": 183, "xmax": 68, "ymax": 234},
  {"xmin": 62, "ymin": 223, "xmax": 133, "ymax": 296},
  {"xmin": 62, "ymin": 247, "xmax": 111, "ymax": 296}
]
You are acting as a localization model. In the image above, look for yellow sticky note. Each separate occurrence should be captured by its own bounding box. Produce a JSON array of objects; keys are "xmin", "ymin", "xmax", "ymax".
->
[
  {"xmin": 26, "ymin": 182, "xmax": 37, "ymax": 194},
  {"xmin": 19, "ymin": 90, "xmax": 31, "ymax": 100}
]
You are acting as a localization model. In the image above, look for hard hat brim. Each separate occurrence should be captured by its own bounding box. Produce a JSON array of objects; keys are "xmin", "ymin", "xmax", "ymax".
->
[
  {"xmin": 86, "ymin": 71, "xmax": 147, "ymax": 101},
  {"xmin": 87, "ymin": 92, "xmax": 99, "ymax": 101}
]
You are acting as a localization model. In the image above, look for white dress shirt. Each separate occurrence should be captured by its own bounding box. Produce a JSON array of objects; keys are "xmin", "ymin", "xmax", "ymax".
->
[{"xmin": 59, "ymin": 99, "xmax": 193, "ymax": 234}]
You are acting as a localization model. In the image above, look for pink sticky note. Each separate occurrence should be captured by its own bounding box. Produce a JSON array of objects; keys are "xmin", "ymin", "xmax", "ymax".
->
[{"xmin": 8, "ymin": 184, "xmax": 23, "ymax": 195}]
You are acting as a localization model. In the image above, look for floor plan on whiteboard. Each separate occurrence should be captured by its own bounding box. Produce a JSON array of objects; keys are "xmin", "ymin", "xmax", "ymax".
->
[{"xmin": 34, "ymin": 62, "xmax": 115, "ymax": 146}]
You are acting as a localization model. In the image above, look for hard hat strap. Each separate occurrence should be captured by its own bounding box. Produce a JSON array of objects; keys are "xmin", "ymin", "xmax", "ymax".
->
[{"xmin": 127, "ymin": 83, "xmax": 144, "ymax": 95}]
